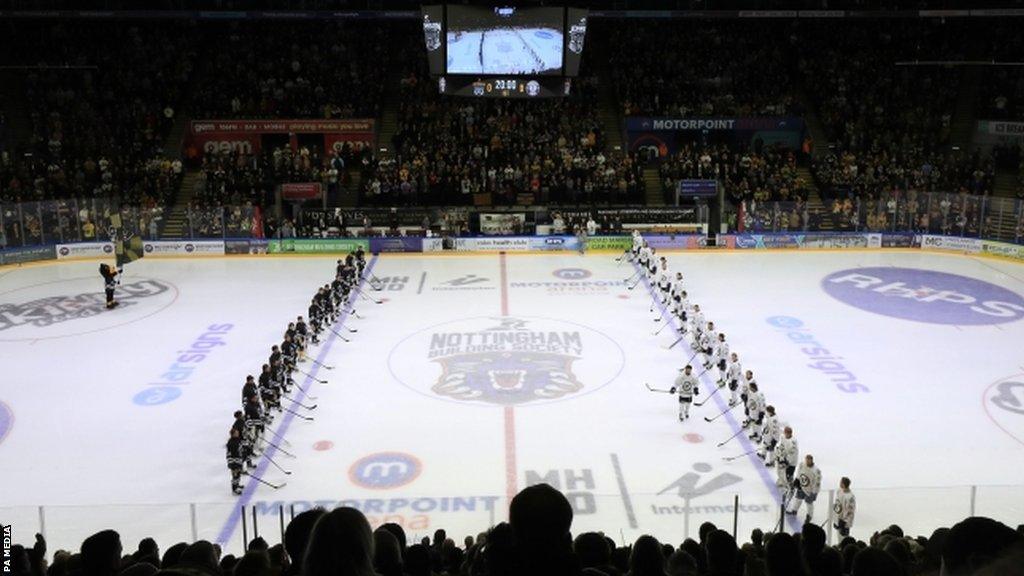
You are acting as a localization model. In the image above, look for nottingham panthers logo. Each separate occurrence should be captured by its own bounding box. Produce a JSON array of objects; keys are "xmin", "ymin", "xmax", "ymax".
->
[{"xmin": 389, "ymin": 316, "xmax": 624, "ymax": 407}]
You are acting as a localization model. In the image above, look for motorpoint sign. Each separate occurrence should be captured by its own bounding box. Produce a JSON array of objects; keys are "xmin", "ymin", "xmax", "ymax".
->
[{"xmin": 822, "ymin": 267, "xmax": 1024, "ymax": 325}]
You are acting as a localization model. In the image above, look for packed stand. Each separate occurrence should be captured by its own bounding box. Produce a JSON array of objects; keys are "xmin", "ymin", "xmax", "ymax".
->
[
  {"xmin": 360, "ymin": 55, "xmax": 644, "ymax": 206},
  {"xmin": 603, "ymin": 21, "xmax": 799, "ymax": 119},
  {"xmin": 800, "ymin": 20, "xmax": 995, "ymax": 201},
  {"xmin": 188, "ymin": 22, "xmax": 399, "ymax": 120},
  {"xmin": 8, "ymin": 484, "xmax": 1024, "ymax": 576}
]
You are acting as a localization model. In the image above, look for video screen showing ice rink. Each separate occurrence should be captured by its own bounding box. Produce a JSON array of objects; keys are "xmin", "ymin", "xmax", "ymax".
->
[{"xmin": 446, "ymin": 6, "xmax": 564, "ymax": 75}]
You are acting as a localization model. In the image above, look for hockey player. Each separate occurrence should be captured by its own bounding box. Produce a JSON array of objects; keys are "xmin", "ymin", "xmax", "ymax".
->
[
  {"xmin": 242, "ymin": 375, "xmax": 258, "ymax": 405},
  {"xmin": 226, "ymin": 428, "xmax": 245, "ymax": 495},
  {"xmin": 776, "ymin": 426, "xmax": 799, "ymax": 488},
  {"xmin": 656, "ymin": 267, "xmax": 672, "ymax": 304},
  {"xmin": 281, "ymin": 334, "xmax": 298, "ymax": 370},
  {"xmin": 231, "ymin": 410, "xmax": 254, "ymax": 469},
  {"xmin": 244, "ymin": 395, "xmax": 265, "ymax": 455},
  {"xmin": 724, "ymin": 352, "xmax": 743, "ymax": 403},
  {"xmin": 646, "ymin": 248, "xmax": 659, "ymax": 278},
  {"xmin": 670, "ymin": 272, "xmax": 685, "ymax": 307},
  {"xmin": 832, "ymin": 477, "xmax": 856, "ymax": 537},
  {"xmin": 759, "ymin": 406, "xmax": 780, "ymax": 465},
  {"xmin": 689, "ymin": 305, "xmax": 705, "ymax": 338},
  {"xmin": 787, "ymin": 454, "xmax": 822, "ymax": 523},
  {"xmin": 294, "ymin": 317, "xmax": 308, "ymax": 361},
  {"xmin": 745, "ymin": 381, "xmax": 766, "ymax": 440},
  {"xmin": 673, "ymin": 291, "xmax": 690, "ymax": 331},
  {"xmin": 630, "ymin": 230, "xmax": 643, "ymax": 259},
  {"xmin": 710, "ymin": 333, "xmax": 729, "ymax": 377},
  {"xmin": 308, "ymin": 299, "xmax": 323, "ymax": 343},
  {"xmin": 669, "ymin": 365, "xmax": 700, "ymax": 421},
  {"xmin": 637, "ymin": 241, "xmax": 652, "ymax": 274}
]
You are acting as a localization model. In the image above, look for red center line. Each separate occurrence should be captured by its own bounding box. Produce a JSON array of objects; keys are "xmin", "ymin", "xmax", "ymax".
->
[{"xmin": 499, "ymin": 251, "xmax": 518, "ymax": 511}]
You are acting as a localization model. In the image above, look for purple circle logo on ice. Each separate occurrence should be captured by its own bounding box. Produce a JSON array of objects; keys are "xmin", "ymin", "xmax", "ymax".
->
[
  {"xmin": 822, "ymin": 267, "xmax": 1024, "ymax": 325},
  {"xmin": 348, "ymin": 452, "xmax": 422, "ymax": 490},
  {"xmin": 0, "ymin": 400, "xmax": 13, "ymax": 444},
  {"xmin": 553, "ymin": 268, "xmax": 591, "ymax": 280}
]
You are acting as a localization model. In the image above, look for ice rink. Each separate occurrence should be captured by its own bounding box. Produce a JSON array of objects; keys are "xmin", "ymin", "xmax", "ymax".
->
[
  {"xmin": 2, "ymin": 248, "xmax": 1024, "ymax": 553},
  {"xmin": 447, "ymin": 28, "xmax": 564, "ymax": 75}
]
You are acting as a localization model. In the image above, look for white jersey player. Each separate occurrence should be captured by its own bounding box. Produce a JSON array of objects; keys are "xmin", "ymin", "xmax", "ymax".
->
[
  {"xmin": 637, "ymin": 242, "xmax": 652, "ymax": 270},
  {"xmin": 741, "ymin": 369, "xmax": 755, "ymax": 417},
  {"xmin": 630, "ymin": 230, "xmax": 642, "ymax": 258},
  {"xmin": 745, "ymin": 381, "xmax": 766, "ymax": 439},
  {"xmin": 656, "ymin": 268, "xmax": 672, "ymax": 301},
  {"xmin": 832, "ymin": 477, "xmax": 856, "ymax": 537},
  {"xmin": 689, "ymin": 305, "xmax": 705, "ymax": 339},
  {"xmin": 759, "ymin": 405, "xmax": 780, "ymax": 465},
  {"xmin": 670, "ymin": 272, "xmax": 686, "ymax": 305},
  {"xmin": 646, "ymin": 248, "xmax": 659, "ymax": 276},
  {"xmin": 707, "ymin": 332, "xmax": 729, "ymax": 376},
  {"xmin": 724, "ymin": 352, "xmax": 743, "ymax": 396},
  {"xmin": 673, "ymin": 291, "xmax": 690, "ymax": 330},
  {"xmin": 669, "ymin": 365, "xmax": 700, "ymax": 421},
  {"xmin": 787, "ymin": 454, "xmax": 822, "ymax": 523},
  {"xmin": 775, "ymin": 426, "xmax": 799, "ymax": 488}
]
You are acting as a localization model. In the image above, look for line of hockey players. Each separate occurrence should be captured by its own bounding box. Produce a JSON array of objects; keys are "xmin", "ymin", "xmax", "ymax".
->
[
  {"xmin": 225, "ymin": 248, "xmax": 369, "ymax": 495},
  {"xmin": 626, "ymin": 231, "xmax": 856, "ymax": 536}
]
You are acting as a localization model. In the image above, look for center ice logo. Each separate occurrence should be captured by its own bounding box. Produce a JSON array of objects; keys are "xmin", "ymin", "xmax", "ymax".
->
[
  {"xmin": 983, "ymin": 376, "xmax": 1024, "ymax": 447},
  {"xmin": 0, "ymin": 400, "xmax": 13, "ymax": 445},
  {"xmin": 349, "ymin": 452, "xmax": 422, "ymax": 489},
  {"xmin": 822, "ymin": 267, "xmax": 1024, "ymax": 325},
  {"xmin": 388, "ymin": 316, "xmax": 624, "ymax": 407}
]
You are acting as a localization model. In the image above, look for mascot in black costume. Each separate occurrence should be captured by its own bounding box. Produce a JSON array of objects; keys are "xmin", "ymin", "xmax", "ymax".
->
[{"xmin": 99, "ymin": 263, "xmax": 119, "ymax": 309}]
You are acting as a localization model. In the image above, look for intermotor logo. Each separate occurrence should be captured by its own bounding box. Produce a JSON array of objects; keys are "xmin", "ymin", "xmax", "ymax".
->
[{"xmin": 822, "ymin": 267, "xmax": 1024, "ymax": 325}]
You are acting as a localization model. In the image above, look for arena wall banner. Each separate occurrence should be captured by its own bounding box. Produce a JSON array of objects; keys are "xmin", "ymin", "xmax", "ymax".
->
[
  {"xmin": 585, "ymin": 236, "xmax": 633, "ymax": 251},
  {"xmin": 974, "ymin": 120, "xmax": 1024, "ymax": 146},
  {"xmin": 225, "ymin": 239, "xmax": 269, "ymax": 255},
  {"xmin": 920, "ymin": 235, "xmax": 982, "ymax": 254},
  {"xmin": 369, "ymin": 237, "xmax": 423, "ymax": 253},
  {"xmin": 266, "ymin": 238, "xmax": 370, "ymax": 254},
  {"xmin": 187, "ymin": 119, "xmax": 376, "ymax": 159},
  {"xmin": 455, "ymin": 237, "xmax": 532, "ymax": 252},
  {"xmin": 281, "ymin": 183, "xmax": 322, "ymax": 201},
  {"xmin": 880, "ymin": 233, "xmax": 921, "ymax": 248},
  {"xmin": 142, "ymin": 240, "xmax": 226, "ymax": 256},
  {"xmin": 981, "ymin": 239, "xmax": 1024, "ymax": 261},
  {"xmin": 0, "ymin": 245, "xmax": 56, "ymax": 265},
  {"xmin": 626, "ymin": 117, "xmax": 805, "ymax": 158},
  {"xmin": 55, "ymin": 242, "xmax": 115, "ymax": 260},
  {"xmin": 529, "ymin": 236, "xmax": 580, "ymax": 251},
  {"xmin": 644, "ymin": 234, "xmax": 703, "ymax": 249},
  {"xmin": 728, "ymin": 232, "xmax": 881, "ymax": 249}
]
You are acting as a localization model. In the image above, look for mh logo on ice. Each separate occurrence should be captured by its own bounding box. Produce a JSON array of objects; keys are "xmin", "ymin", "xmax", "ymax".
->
[{"xmin": 822, "ymin": 267, "xmax": 1024, "ymax": 325}]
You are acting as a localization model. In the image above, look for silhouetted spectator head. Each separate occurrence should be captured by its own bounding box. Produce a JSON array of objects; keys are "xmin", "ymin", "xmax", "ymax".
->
[
  {"xmin": 484, "ymin": 523, "xmax": 516, "ymax": 576},
  {"xmin": 9, "ymin": 545, "xmax": 30, "ymax": 576},
  {"xmin": 851, "ymin": 547, "xmax": 904, "ymax": 576},
  {"xmin": 302, "ymin": 507, "xmax": 375, "ymax": 576},
  {"xmin": 510, "ymin": 484, "xmax": 573, "ymax": 546},
  {"xmin": 705, "ymin": 530, "xmax": 738, "ymax": 574},
  {"xmin": 373, "ymin": 528, "xmax": 402, "ymax": 576},
  {"xmin": 81, "ymin": 530, "xmax": 123, "ymax": 576},
  {"xmin": 160, "ymin": 544, "xmax": 188, "ymax": 569},
  {"xmin": 629, "ymin": 535, "xmax": 666, "ymax": 576},
  {"xmin": 941, "ymin": 517, "xmax": 1020, "ymax": 576},
  {"xmin": 765, "ymin": 533, "xmax": 805, "ymax": 576},
  {"xmin": 248, "ymin": 538, "xmax": 269, "ymax": 554},
  {"xmin": 378, "ymin": 523, "xmax": 407, "ymax": 555},
  {"xmin": 285, "ymin": 508, "xmax": 326, "ymax": 570},
  {"xmin": 432, "ymin": 529, "xmax": 446, "ymax": 550},
  {"xmin": 817, "ymin": 547, "xmax": 842, "ymax": 576},
  {"xmin": 219, "ymin": 555, "xmax": 238, "ymax": 574},
  {"xmin": 404, "ymin": 545, "xmax": 431, "ymax": 576},
  {"xmin": 698, "ymin": 523, "xmax": 717, "ymax": 545},
  {"xmin": 179, "ymin": 541, "xmax": 219, "ymax": 575},
  {"xmin": 679, "ymin": 539, "xmax": 705, "ymax": 573},
  {"xmin": 574, "ymin": 533, "xmax": 611, "ymax": 569},
  {"xmin": 750, "ymin": 529, "xmax": 764, "ymax": 550},
  {"xmin": 801, "ymin": 524, "xmax": 825, "ymax": 555},
  {"xmin": 135, "ymin": 539, "xmax": 159, "ymax": 564},
  {"xmin": 923, "ymin": 527, "xmax": 949, "ymax": 570},
  {"xmin": 666, "ymin": 550, "xmax": 698, "ymax": 576},
  {"xmin": 234, "ymin": 551, "xmax": 270, "ymax": 576}
]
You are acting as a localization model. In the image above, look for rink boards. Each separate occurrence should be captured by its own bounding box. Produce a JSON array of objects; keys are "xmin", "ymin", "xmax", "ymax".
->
[{"xmin": 1, "ymin": 248, "xmax": 1023, "ymax": 554}]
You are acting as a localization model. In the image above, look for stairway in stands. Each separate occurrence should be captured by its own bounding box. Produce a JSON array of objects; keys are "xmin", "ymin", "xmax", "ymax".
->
[
  {"xmin": 0, "ymin": 72, "xmax": 32, "ymax": 152},
  {"xmin": 949, "ymin": 67, "xmax": 981, "ymax": 150},
  {"xmin": 795, "ymin": 89, "xmax": 834, "ymax": 230},
  {"xmin": 160, "ymin": 171, "xmax": 202, "ymax": 239}
]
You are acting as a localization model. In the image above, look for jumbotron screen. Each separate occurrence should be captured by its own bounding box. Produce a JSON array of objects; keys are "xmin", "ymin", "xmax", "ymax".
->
[{"xmin": 447, "ymin": 6, "xmax": 564, "ymax": 75}]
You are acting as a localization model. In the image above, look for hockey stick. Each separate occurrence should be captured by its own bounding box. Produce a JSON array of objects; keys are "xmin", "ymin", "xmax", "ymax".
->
[
  {"xmin": 704, "ymin": 401, "xmax": 740, "ymax": 422},
  {"xmin": 716, "ymin": 427, "xmax": 748, "ymax": 448},
  {"xmin": 722, "ymin": 450, "xmax": 756, "ymax": 462},
  {"xmin": 614, "ymin": 249, "xmax": 630, "ymax": 263},
  {"xmin": 294, "ymin": 366, "xmax": 327, "ymax": 384},
  {"xmin": 285, "ymin": 396, "xmax": 317, "ymax": 411},
  {"xmin": 290, "ymin": 381, "xmax": 317, "ymax": 401},
  {"xmin": 627, "ymin": 275, "xmax": 644, "ymax": 290},
  {"xmin": 328, "ymin": 327, "xmax": 351, "ymax": 343},
  {"xmin": 644, "ymin": 383, "xmax": 673, "ymax": 393},
  {"xmin": 243, "ymin": 472, "xmax": 286, "ymax": 490},
  {"xmin": 358, "ymin": 290, "xmax": 383, "ymax": 305},
  {"xmin": 663, "ymin": 335, "xmax": 685, "ymax": 350},
  {"xmin": 653, "ymin": 321, "xmax": 671, "ymax": 336},
  {"xmin": 693, "ymin": 385, "xmax": 724, "ymax": 407},
  {"xmin": 342, "ymin": 325, "xmax": 358, "ymax": 333},
  {"xmin": 308, "ymin": 358, "xmax": 334, "ymax": 369},
  {"xmin": 266, "ymin": 428, "xmax": 292, "ymax": 446},
  {"xmin": 265, "ymin": 440, "xmax": 295, "ymax": 458},
  {"xmin": 350, "ymin": 309, "xmax": 364, "ymax": 319},
  {"xmin": 266, "ymin": 454, "xmax": 292, "ymax": 475},
  {"xmin": 283, "ymin": 406, "xmax": 314, "ymax": 421}
]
